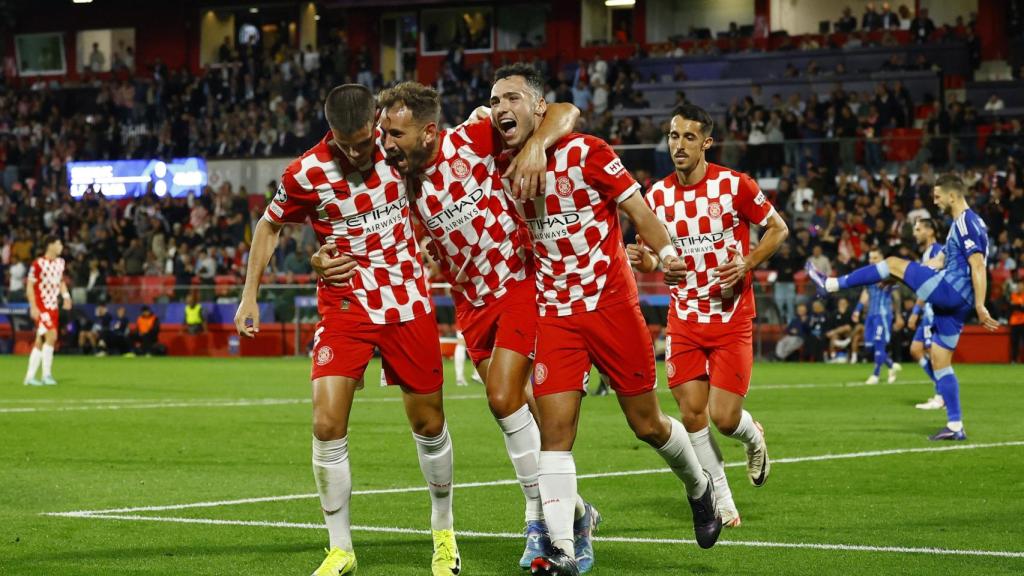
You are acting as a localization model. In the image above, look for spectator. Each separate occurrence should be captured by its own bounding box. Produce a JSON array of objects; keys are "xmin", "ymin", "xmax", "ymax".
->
[
  {"xmin": 807, "ymin": 245, "xmax": 833, "ymax": 278},
  {"xmin": 862, "ymin": 2, "xmax": 882, "ymax": 30},
  {"xmin": 773, "ymin": 243, "xmax": 800, "ymax": 322},
  {"xmin": 910, "ymin": 8, "xmax": 935, "ymax": 42},
  {"xmin": 825, "ymin": 297, "xmax": 855, "ymax": 362},
  {"xmin": 88, "ymin": 42, "xmax": 106, "ymax": 71},
  {"xmin": 836, "ymin": 7, "xmax": 858, "ymax": 33},
  {"xmin": 806, "ymin": 300, "xmax": 830, "ymax": 361},
  {"xmin": 130, "ymin": 305, "xmax": 162, "ymax": 356},
  {"xmin": 107, "ymin": 306, "xmax": 132, "ymax": 355},
  {"xmin": 984, "ymin": 94, "xmax": 1006, "ymax": 112},
  {"xmin": 184, "ymin": 293, "xmax": 206, "ymax": 335},
  {"xmin": 7, "ymin": 255, "xmax": 26, "ymax": 302},
  {"xmin": 777, "ymin": 303, "xmax": 810, "ymax": 360},
  {"xmin": 879, "ymin": 2, "xmax": 901, "ymax": 29},
  {"xmin": 80, "ymin": 303, "xmax": 111, "ymax": 355},
  {"xmin": 1011, "ymin": 282, "xmax": 1024, "ymax": 363}
]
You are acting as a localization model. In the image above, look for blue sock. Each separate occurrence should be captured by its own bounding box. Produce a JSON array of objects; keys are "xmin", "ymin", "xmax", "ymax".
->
[
  {"xmin": 919, "ymin": 357, "xmax": 937, "ymax": 385},
  {"xmin": 934, "ymin": 367, "xmax": 962, "ymax": 422},
  {"xmin": 873, "ymin": 347, "xmax": 887, "ymax": 376},
  {"xmin": 838, "ymin": 261, "xmax": 890, "ymax": 290}
]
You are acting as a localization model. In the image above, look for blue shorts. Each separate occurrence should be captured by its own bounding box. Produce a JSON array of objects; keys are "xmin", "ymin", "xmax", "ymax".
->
[
  {"xmin": 864, "ymin": 315, "xmax": 891, "ymax": 347},
  {"xmin": 904, "ymin": 262, "xmax": 971, "ymax": 351},
  {"xmin": 912, "ymin": 322, "xmax": 933, "ymax": 348}
]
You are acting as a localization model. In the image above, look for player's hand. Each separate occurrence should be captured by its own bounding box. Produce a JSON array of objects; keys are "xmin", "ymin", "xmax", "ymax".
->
[
  {"xmin": 894, "ymin": 317, "xmax": 905, "ymax": 332},
  {"xmin": 852, "ymin": 311, "xmax": 860, "ymax": 323},
  {"xmin": 712, "ymin": 247, "xmax": 749, "ymax": 289},
  {"xmin": 626, "ymin": 237, "xmax": 649, "ymax": 270},
  {"xmin": 908, "ymin": 314, "xmax": 918, "ymax": 331},
  {"xmin": 311, "ymin": 245, "xmax": 357, "ymax": 287},
  {"xmin": 29, "ymin": 307, "xmax": 39, "ymax": 322},
  {"xmin": 234, "ymin": 299, "xmax": 260, "ymax": 338},
  {"xmin": 662, "ymin": 255, "xmax": 688, "ymax": 286},
  {"xmin": 976, "ymin": 305, "xmax": 1000, "ymax": 331},
  {"xmin": 505, "ymin": 140, "xmax": 546, "ymax": 200}
]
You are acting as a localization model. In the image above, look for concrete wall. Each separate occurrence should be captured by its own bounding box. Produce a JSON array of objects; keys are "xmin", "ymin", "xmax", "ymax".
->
[{"xmin": 647, "ymin": 0, "xmax": 755, "ymax": 42}]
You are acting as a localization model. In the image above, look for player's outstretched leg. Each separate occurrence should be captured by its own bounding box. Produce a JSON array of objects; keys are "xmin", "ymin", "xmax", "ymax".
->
[{"xmin": 807, "ymin": 258, "xmax": 911, "ymax": 296}]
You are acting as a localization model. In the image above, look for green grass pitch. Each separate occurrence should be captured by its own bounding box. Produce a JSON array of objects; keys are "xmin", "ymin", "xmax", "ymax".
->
[{"xmin": 2, "ymin": 356, "xmax": 1023, "ymax": 575}]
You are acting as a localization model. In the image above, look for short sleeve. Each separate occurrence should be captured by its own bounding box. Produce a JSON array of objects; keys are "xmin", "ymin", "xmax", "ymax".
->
[
  {"xmin": 28, "ymin": 260, "xmax": 39, "ymax": 283},
  {"xmin": 264, "ymin": 168, "xmax": 316, "ymax": 224},
  {"xmin": 960, "ymin": 214, "xmax": 987, "ymax": 258},
  {"xmin": 734, "ymin": 173, "xmax": 775, "ymax": 226},
  {"xmin": 582, "ymin": 138, "xmax": 639, "ymax": 204},
  {"xmin": 458, "ymin": 116, "xmax": 501, "ymax": 159}
]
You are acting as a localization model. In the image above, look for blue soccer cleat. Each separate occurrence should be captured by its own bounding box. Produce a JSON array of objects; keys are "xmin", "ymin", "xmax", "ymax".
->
[
  {"xmin": 519, "ymin": 520, "xmax": 550, "ymax": 569},
  {"xmin": 804, "ymin": 261, "xmax": 831, "ymax": 298},
  {"xmin": 573, "ymin": 501, "xmax": 601, "ymax": 573},
  {"xmin": 928, "ymin": 426, "xmax": 967, "ymax": 441}
]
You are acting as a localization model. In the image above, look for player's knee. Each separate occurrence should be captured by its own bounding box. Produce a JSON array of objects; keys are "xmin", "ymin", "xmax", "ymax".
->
[
  {"xmin": 710, "ymin": 407, "xmax": 741, "ymax": 435},
  {"xmin": 910, "ymin": 342, "xmax": 924, "ymax": 360},
  {"xmin": 312, "ymin": 418, "xmax": 346, "ymax": 441},
  {"xmin": 628, "ymin": 415, "xmax": 668, "ymax": 446},
  {"xmin": 885, "ymin": 257, "xmax": 907, "ymax": 277},
  {"xmin": 409, "ymin": 416, "xmax": 445, "ymax": 438},
  {"xmin": 486, "ymin": 387, "xmax": 522, "ymax": 419},
  {"xmin": 680, "ymin": 410, "xmax": 707, "ymax": 432}
]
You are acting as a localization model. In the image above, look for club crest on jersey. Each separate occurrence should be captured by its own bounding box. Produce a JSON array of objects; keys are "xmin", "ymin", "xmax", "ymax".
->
[
  {"xmin": 666, "ymin": 360, "xmax": 676, "ymax": 379},
  {"xmin": 451, "ymin": 158, "xmax": 470, "ymax": 179},
  {"xmin": 315, "ymin": 346, "xmax": 335, "ymax": 366},
  {"xmin": 555, "ymin": 176, "xmax": 574, "ymax": 198},
  {"xmin": 534, "ymin": 363, "xmax": 549, "ymax": 385},
  {"xmin": 603, "ymin": 158, "xmax": 625, "ymax": 176},
  {"xmin": 708, "ymin": 201, "xmax": 723, "ymax": 219}
]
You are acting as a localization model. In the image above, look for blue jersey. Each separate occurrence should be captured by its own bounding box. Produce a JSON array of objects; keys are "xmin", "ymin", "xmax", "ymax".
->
[
  {"xmin": 867, "ymin": 283, "xmax": 896, "ymax": 323},
  {"xmin": 938, "ymin": 209, "xmax": 989, "ymax": 305},
  {"xmin": 919, "ymin": 242, "xmax": 944, "ymax": 322}
]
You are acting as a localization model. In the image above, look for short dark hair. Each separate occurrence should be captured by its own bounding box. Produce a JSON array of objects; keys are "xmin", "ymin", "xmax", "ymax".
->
[
  {"xmin": 494, "ymin": 63, "xmax": 545, "ymax": 99},
  {"xmin": 935, "ymin": 173, "xmax": 966, "ymax": 196},
  {"xmin": 325, "ymin": 84, "xmax": 376, "ymax": 134},
  {"xmin": 377, "ymin": 82, "xmax": 441, "ymax": 125},
  {"xmin": 916, "ymin": 218, "xmax": 936, "ymax": 232},
  {"xmin": 671, "ymin": 103, "xmax": 714, "ymax": 136},
  {"xmin": 41, "ymin": 234, "xmax": 60, "ymax": 250}
]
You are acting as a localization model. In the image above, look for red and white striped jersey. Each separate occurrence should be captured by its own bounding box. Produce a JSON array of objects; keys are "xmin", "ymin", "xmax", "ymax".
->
[
  {"xmin": 645, "ymin": 164, "xmax": 776, "ymax": 323},
  {"xmin": 264, "ymin": 131, "xmax": 431, "ymax": 324},
  {"xmin": 29, "ymin": 257, "xmax": 65, "ymax": 311},
  {"xmin": 500, "ymin": 133, "xmax": 640, "ymax": 317},
  {"xmin": 411, "ymin": 118, "xmax": 531, "ymax": 308}
]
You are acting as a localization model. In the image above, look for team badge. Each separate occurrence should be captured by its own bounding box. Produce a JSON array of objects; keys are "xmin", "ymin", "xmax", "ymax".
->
[
  {"xmin": 708, "ymin": 201, "xmax": 723, "ymax": 219},
  {"xmin": 556, "ymin": 176, "xmax": 573, "ymax": 198},
  {"xmin": 315, "ymin": 346, "xmax": 335, "ymax": 366},
  {"xmin": 534, "ymin": 363, "xmax": 549, "ymax": 385},
  {"xmin": 451, "ymin": 158, "xmax": 470, "ymax": 179},
  {"xmin": 666, "ymin": 360, "xmax": 676, "ymax": 379}
]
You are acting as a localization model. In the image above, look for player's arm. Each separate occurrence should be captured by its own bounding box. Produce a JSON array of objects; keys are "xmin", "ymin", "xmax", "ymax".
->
[
  {"xmin": 925, "ymin": 251, "xmax": 945, "ymax": 270},
  {"xmin": 908, "ymin": 298, "xmax": 925, "ymax": 330},
  {"xmin": 714, "ymin": 211, "xmax": 789, "ymax": 289},
  {"xmin": 60, "ymin": 281, "xmax": 72, "ymax": 310},
  {"xmin": 311, "ymin": 245, "xmax": 358, "ymax": 287},
  {"xmin": 26, "ymin": 274, "xmax": 39, "ymax": 321},
  {"xmin": 852, "ymin": 289, "xmax": 868, "ymax": 323},
  {"xmin": 619, "ymin": 193, "xmax": 686, "ymax": 285},
  {"xmin": 892, "ymin": 290, "xmax": 904, "ymax": 331},
  {"xmin": 506, "ymin": 103, "xmax": 580, "ymax": 200},
  {"xmin": 235, "ymin": 217, "xmax": 285, "ymax": 337},
  {"xmin": 626, "ymin": 235, "xmax": 658, "ymax": 273},
  {"xmin": 969, "ymin": 252, "xmax": 999, "ymax": 330}
]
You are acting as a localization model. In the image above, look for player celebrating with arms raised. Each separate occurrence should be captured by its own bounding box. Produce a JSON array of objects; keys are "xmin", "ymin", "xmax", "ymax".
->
[
  {"xmin": 491, "ymin": 65, "xmax": 721, "ymax": 576},
  {"xmin": 24, "ymin": 235, "xmax": 71, "ymax": 386},
  {"xmin": 630, "ymin": 104, "xmax": 788, "ymax": 527},
  {"xmin": 808, "ymin": 174, "xmax": 999, "ymax": 440},
  {"xmin": 234, "ymin": 85, "xmax": 459, "ymax": 576}
]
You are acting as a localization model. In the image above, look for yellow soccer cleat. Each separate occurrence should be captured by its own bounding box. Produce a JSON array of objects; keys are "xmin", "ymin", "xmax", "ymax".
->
[
  {"xmin": 431, "ymin": 529, "xmax": 461, "ymax": 575},
  {"xmin": 311, "ymin": 547, "xmax": 357, "ymax": 576}
]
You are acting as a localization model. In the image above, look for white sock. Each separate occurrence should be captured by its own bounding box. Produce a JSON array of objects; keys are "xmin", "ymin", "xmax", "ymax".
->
[
  {"xmin": 575, "ymin": 495, "xmax": 586, "ymax": 521},
  {"xmin": 41, "ymin": 344, "xmax": 55, "ymax": 379},
  {"xmin": 655, "ymin": 417, "xmax": 709, "ymax": 499},
  {"xmin": 454, "ymin": 343, "xmax": 467, "ymax": 382},
  {"xmin": 825, "ymin": 277, "xmax": 840, "ymax": 292},
  {"xmin": 413, "ymin": 423, "xmax": 454, "ymax": 531},
  {"xmin": 728, "ymin": 410, "xmax": 763, "ymax": 451},
  {"xmin": 312, "ymin": 435, "xmax": 354, "ymax": 552},
  {"xmin": 497, "ymin": 405, "xmax": 543, "ymax": 522},
  {"xmin": 537, "ymin": 451, "xmax": 576, "ymax": 555},
  {"xmin": 948, "ymin": 420, "xmax": 964, "ymax": 432},
  {"xmin": 689, "ymin": 426, "xmax": 734, "ymax": 511},
  {"xmin": 25, "ymin": 347, "xmax": 42, "ymax": 381}
]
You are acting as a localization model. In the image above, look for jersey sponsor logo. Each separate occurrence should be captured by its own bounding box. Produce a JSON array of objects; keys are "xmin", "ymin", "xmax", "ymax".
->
[
  {"xmin": 708, "ymin": 201, "xmax": 723, "ymax": 219},
  {"xmin": 315, "ymin": 345, "xmax": 335, "ymax": 366},
  {"xmin": 754, "ymin": 191, "xmax": 767, "ymax": 206},
  {"xmin": 274, "ymin": 184, "xmax": 288, "ymax": 203},
  {"xmin": 451, "ymin": 158, "xmax": 470, "ymax": 179},
  {"xmin": 555, "ymin": 176, "xmax": 574, "ymax": 198},
  {"xmin": 423, "ymin": 187, "xmax": 485, "ymax": 233},
  {"xmin": 340, "ymin": 195, "xmax": 408, "ymax": 233},
  {"xmin": 603, "ymin": 158, "xmax": 625, "ymax": 176},
  {"xmin": 673, "ymin": 232, "xmax": 725, "ymax": 257},
  {"xmin": 268, "ymin": 203, "xmax": 284, "ymax": 218},
  {"xmin": 534, "ymin": 362, "xmax": 548, "ymax": 385},
  {"xmin": 525, "ymin": 212, "xmax": 581, "ymax": 241},
  {"xmin": 964, "ymin": 239, "xmax": 976, "ymax": 250}
]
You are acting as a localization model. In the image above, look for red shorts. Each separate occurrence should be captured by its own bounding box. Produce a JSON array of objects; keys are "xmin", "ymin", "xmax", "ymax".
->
[
  {"xmin": 665, "ymin": 314, "xmax": 753, "ymax": 397},
  {"xmin": 311, "ymin": 310, "xmax": 443, "ymax": 394},
  {"xmin": 532, "ymin": 300, "xmax": 656, "ymax": 398},
  {"xmin": 455, "ymin": 279, "xmax": 537, "ymax": 365},
  {"xmin": 36, "ymin": 308, "xmax": 58, "ymax": 335}
]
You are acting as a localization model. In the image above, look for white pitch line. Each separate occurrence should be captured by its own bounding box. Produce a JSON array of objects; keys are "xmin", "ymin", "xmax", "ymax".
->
[
  {"xmin": 41, "ymin": 513, "xmax": 1024, "ymax": 559},
  {"xmin": 0, "ymin": 394, "xmax": 486, "ymax": 414},
  {"xmin": 52, "ymin": 441, "xmax": 1024, "ymax": 516}
]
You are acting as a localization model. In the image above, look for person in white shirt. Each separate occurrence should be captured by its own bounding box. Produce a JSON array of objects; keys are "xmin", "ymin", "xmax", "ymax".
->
[{"xmin": 984, "ymin": 94, "xmax": 1005, "ymax": 112}]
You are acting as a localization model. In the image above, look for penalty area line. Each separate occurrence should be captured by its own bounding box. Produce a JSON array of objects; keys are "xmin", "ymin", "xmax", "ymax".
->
[{"xmin": 41, "ymin": 513, "xmax": 1024, "ymax": 559}]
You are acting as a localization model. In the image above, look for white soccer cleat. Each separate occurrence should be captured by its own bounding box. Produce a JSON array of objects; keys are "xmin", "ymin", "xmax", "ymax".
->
[
  {"xmin": 471, "ymin": 371, "xmax": 483, "ymax": 383},
  {"xmin": 887, "ymin": 363, "xmax": 902, "ymax": 384},
  {"xmin": 455, "ymin": 379, "xmax": 468, "ymax": 387},
  {"xmin": 864, "ymin": 374, "xmax": 879, "ymax": 385},
  {"xmin": 915, "ymin": 395, "xmax": 945, "ymax": 410},
  {"xmin": 746, "ymin": 421, "xmax": 770, "ymax": 487},
  {"xmin": 720, "ymin": 503, "xmax": 741, "ymax": 528}
]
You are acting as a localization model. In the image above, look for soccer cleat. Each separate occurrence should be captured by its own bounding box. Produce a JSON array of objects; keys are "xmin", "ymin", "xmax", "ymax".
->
[
  {"xmin": 531, "ymin": 549, "xmax": 580, "ymax": 576},
  {"xmin": 431, "ymin": 529, "xmax": 461, "ymax": 575},
  {"xmin": 42, "ymin": 376, "xmax": 58, "ymax": 386},
  {"xmin": 311, "ymin": 547, "xmax": 357, "ymax": 576},
  {"xmin": 928, "ymin": 426, "xmax": 967, "ymax": 441},
  {"xmin": 456, "ymin": 379, "xmax": 468, "ymax": 387},
  {"xmin": 720, "ymin": 505, "xmax": 742, "ymax": 528},
  {"xmin": 747, "ymin": 421, "xmax": 770, "ymax": 487},
  {"xmin": 472, "ymin": 371, "xmax": 484, "ymax": 383},
  {"xmin": 804, "ymin": 261, "xmax": 831, "ymax": 298},
  {"xmin": 688, "ymin": 470, "xmax": 723, "ymax": 549},
  {"xmin": 519, "ymin": 520, "xmax": 550, "ymax": 569},
  {"xmin": 915, "ymin": 395, "xmax": 945, "ymax": 410},
  {"xmin": 24, "ymin": 378, "xmax": 43, "ymax": 386},
  {"xmin": 864, "ymin": 374, "xmax": 880, "ymax": 385},
  {"xmin": 573, "ymin": 501, "xmax": 601, "ymax": 573},
  {"xmin": 887, "ymin": 362, "xmax": 902, "ymax": 384}
]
